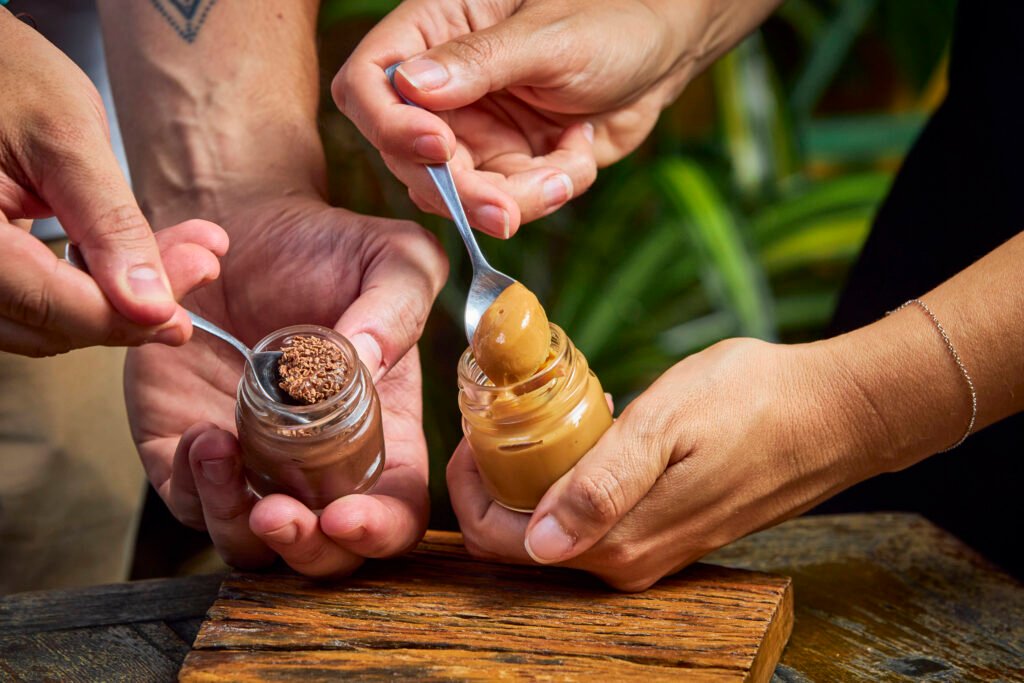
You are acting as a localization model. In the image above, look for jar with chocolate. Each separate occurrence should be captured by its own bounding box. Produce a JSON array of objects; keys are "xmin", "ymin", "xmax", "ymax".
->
[
  {"xmin": 458, "ymin": 324, "xmax": 613, "ymax": 512},
  {"xmin": 236, "ymin": 325, "xmax": 384, "ymax": 510}
]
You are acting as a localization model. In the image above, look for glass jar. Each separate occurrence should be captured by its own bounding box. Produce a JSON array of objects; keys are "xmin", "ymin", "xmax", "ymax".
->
[
  {"xmin": 236, "ymin": 325, "xmax": 384, "ymax": 510},
  {"xmin": 458, "ymin": 324, "xmax": 613, "ymax": 512}
]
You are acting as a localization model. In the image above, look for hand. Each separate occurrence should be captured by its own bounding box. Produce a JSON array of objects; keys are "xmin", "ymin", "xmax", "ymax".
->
[
  {"xmin": 0, "ymin": 11, "xmax": 225, "ymax": 355},
  {"xmin": 334, "ymin": 0, "xmax": 699, "ymax": 237},
  {"xmin": 448, "ymin": 338, "xmax": 885, "ymax": 590},
  {"xmin": 126, "ymin": 196, "xmax": 448, "ymax": 575}
]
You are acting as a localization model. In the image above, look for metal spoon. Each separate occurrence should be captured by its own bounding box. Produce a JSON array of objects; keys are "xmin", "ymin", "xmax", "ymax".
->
[
  {"xmin": 386, "ymin": 63, "xmax": 515, "ymax": 344},
  {"xmin": 64, "ymin": 243, "xmax": 289, "ymax": 404}
]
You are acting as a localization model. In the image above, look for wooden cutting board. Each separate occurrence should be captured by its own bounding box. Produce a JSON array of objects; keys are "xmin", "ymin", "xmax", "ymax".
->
[{"xmin": 179, "ymin": 531, "xmax": 792, "ymax": 682}]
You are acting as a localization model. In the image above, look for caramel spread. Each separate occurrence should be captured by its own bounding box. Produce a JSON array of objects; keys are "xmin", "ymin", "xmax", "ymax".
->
[{"xmin": 472, "ymin": 283, "xmax": 550, "ymax": 385}]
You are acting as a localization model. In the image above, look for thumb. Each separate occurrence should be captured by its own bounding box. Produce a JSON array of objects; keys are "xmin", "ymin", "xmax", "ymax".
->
[
  {"xmin": 38, "ymin": 140, "xmax": 177, "ymax": 327},
  {"xmin": 394, "ymin": 11, "xmax": 551, "ymax": 111},
  {"xmin": 335, "ymin": 224, "xmax": 448, "ymax": 382},
  {"xmin": 523, "ymin": 406, "xmax": 673, "ymax": 565}
]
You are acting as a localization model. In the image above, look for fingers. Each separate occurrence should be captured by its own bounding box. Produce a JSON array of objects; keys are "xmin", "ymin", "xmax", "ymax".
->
[
  {"xmin": 320, "ymin": 460, "xmax": 429, "ymax": 559},
  {"xmin": 0, "ymin": 224, "xmax": 191, "ymax": 349},
  {"xmin": 154, "ymin": 220, "xmax": 229, "ymax": 300},
  {"xmin": 391, "ymin": 11, "xmax": 553, "ymax": 113},
  {"xmin": 187, "ymin": 427, "xmax": 276, "ymax": 569},
  {"xmin": 524, "ymin": 404, "xmax": 674, "ymax": 565},
  {"xmin": 335, "ymin": 221, "xmax": 448, "ymax": 381},
  {"xmin": 334, "ymin": 59, "xmax": 457, "ymax": 165},
  {"xmin": 250, "ymin": 495, "xmax": 364, "ymax": 578},
  {"xmin": 447, "ymin": 439, "xmax": 532, "ymax": 564},
  {"xmin": 29, "ymin": 126, "xmax": 179, "ymax": 327},
  {"xmin": 391, "ymin": 123, "xmax": 595, "ymax": 234}
]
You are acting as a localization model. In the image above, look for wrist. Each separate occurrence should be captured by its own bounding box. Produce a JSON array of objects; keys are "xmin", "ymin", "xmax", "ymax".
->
[
  {"xmin": 811, "ymin": 310, "xmax": 969, "ymax": 477},
  {"xmin": 136, "ymin": 116, "xmax": 326, "ymax": 227}
]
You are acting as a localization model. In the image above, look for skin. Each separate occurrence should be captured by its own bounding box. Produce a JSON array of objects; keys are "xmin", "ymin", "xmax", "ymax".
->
[
  {"xmin": 472, "ymin": 282, "xmax": 550, "ymax": 385},
  {"xmin": 450, "ymin": 234, "xmax": 1024, "ymax": 590},
  {"xmin": 0, "ymin": 9, "xmax": 226, "ymax": 356},
  {"xmin": 338, "ymin": 0, "xmax": 1024, "ymax": 589},
  {"xmin": 97, "ymin": 0, "xmax": 448, "ymax": 576},
  {"xmin": 334, "ymin": 0, "xmax": 783, "ymax": 237}
]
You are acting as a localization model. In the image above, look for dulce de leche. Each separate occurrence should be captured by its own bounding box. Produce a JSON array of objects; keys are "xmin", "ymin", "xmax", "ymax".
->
[
  {"xmin": 459, "ymin": 323, "xmax": 612, "ymax": 512},
  {"xmin": 471, "ymin": 282, "xmax": 551, "ymax": 386}
]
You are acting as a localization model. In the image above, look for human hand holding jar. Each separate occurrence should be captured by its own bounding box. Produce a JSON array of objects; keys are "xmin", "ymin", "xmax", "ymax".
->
[
  {"xmin": 449, "ymin": 337, "xmax": 899, "ymax": 591},
  {"xmin": 126, "ymin": 197, "xmax": 448, "ymax": 576}
]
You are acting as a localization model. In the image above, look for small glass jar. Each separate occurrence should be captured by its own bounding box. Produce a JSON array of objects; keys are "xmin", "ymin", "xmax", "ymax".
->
[
  {"xmin": 458, "ymin": 324, "xmax": 613, "ymax": 512},
  {"xmin": 236, "ymin": 325, "xmax": 385, "ymax": 510}
]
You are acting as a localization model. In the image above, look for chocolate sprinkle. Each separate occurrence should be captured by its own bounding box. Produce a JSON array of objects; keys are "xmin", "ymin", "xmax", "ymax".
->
[{"xmin": 277, "ymin": 335, "xmax": 349, "ymax": 404}]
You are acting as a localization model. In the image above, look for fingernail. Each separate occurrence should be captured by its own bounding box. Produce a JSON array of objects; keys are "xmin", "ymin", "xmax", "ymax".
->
[
  {"xmin": 397, "ymin": 59, "xmax": 450, "ymax": 91},
  {"xmin": 350, "ymin": 332, "xmax": 384, "ymax": 381},
  {"xmin": 263, "ymin": 523, "xmax": 298, "ymax": 545},
  {"xmin": 199, "ymin": 458, "xmax": 234, "ymax": 486},
  {"xmin": 473, "ymin": 205, "xmax": 510, "ymax": 238},
  {"xmin": 128, "ymin": 265, "xmax": 172, "ymax": 302},
  {"xmin": 543, "ymin": 174, "xmax": 573, "ymax": 208},
  {"xmin": 582, "ymin": 122, "xmax": 595, "ymax": 144},
  {"xmin": 525, "ymin": 515, "xmax": 576, "ymax": 564},
  {"xmin": 413, "ymin": 134, "xmax": 451, "ymax": 162}
]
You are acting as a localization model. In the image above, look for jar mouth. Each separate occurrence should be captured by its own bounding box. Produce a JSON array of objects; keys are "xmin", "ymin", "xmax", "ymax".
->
[
  {"xmin": 247, "ymin": 324, "xmax": 360, "ymax": 416},
  {"xmin": 458, "ymin": 323, "xmax": 568, "ymax": 395}
]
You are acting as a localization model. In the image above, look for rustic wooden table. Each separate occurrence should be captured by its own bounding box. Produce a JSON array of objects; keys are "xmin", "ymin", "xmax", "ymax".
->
[{"xmin": 1, "ymin": 513, "xmax": 1020, "ymax": 682}]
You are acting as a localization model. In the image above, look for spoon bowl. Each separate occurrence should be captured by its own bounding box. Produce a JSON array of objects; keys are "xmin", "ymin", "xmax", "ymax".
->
[{"xmin": 386, "ymin": 63, "xmax": 516, "ymax": 343}]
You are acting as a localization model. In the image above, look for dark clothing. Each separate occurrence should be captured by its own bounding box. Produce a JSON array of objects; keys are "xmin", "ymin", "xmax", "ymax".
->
[{"xmin": 816, "ymin": 2, "xmax": 1023, "ymax": 577}]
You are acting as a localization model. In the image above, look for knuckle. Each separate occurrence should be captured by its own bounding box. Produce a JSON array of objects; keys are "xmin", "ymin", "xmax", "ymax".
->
[
  {"xmin": 462, "ymin": 535, "xmax": 498, "ymax": 562},
  {"xmin": 604, "ymin": 574, "xmax": 657, "ymax": 593},
  {"xmin": 568, "ymin": 468, "xmax": 626, "ymax": 527},
  {"xmin": 286, "ymin": 541, "xmax": 331, "ymax": 570},
  {"xmin": 80, "ymin": 205, "xmax": 153, "ymax": 251},
  {"xmin": 6, "ymin": 283, "xmax": 51, "ymax": 329},
  {"xmin": 447, "ymin": 34, "xmax": 500, "ymax": 70},
  {"xmin": 203, "ymin": 498, "xmax": 250, "ymax": 524},
  {"xmin": 331, "ymin": 68, "xmax": 351, "ymax": 112},
  {"xmin": 173, "ymin": 507, "xmax": 207, "ymax": 532}
]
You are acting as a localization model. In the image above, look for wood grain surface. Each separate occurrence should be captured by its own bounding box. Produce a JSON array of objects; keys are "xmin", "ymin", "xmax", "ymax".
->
[{"xmin": 180, "ymin": 532, "xmax": 793, "ymax": 682}]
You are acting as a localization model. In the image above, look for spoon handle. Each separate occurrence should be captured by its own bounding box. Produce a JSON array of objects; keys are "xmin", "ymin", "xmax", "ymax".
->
[
  {"xmin": 186, "ymin": 312, "xmax": 251, "ymax": 359},
  {"xmin": 66, "ymin": 243, "xmax": 253, "ymax": 359},
  {"xmin": 384, "ymin": 64, "xmax": 488, "ymax": 270}
]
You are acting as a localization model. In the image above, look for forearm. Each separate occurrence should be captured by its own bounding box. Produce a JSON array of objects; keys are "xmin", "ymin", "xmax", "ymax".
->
[
  {"xmin": 824, "ymin": 231, "xmax": 1024, "ymax": 474},
  {"xmin": 97, "ymin": 0, "xmax": 324, "ymax": 224}
]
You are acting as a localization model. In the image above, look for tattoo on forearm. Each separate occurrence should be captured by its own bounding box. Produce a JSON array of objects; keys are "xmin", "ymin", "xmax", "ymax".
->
[{"xmin": 148, "ymin": 0, "xmax": 218, "ymax": 43}]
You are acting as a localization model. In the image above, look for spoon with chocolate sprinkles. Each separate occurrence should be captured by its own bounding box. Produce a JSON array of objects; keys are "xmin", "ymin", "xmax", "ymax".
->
[{"xmin": 64, "ymin": 243, "xmax": 291, "ymax": 404}]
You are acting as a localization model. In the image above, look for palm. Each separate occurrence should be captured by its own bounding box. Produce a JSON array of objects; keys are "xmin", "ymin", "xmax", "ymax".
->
[{"xmin": 125, "ymin": 197, "xmax": 437, "ymax": 557}]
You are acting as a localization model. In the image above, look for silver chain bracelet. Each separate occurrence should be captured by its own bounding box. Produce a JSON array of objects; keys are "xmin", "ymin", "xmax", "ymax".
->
[{"xmin": 888, "ymin": 298, "xmax": 977, "ymax": 452}]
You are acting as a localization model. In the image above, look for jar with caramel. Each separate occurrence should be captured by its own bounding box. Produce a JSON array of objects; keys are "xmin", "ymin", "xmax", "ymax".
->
[
  {"xmin": 458, "ymin": 324, "xmax": 613, "ymax": 512},
  {"xmin": 236, "ymin": 325, "xmax": 384, "ymax": 510}
]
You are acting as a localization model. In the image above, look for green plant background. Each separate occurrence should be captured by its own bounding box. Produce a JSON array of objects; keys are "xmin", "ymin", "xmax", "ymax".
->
[{"xmin": 316, "ymin": 0, "xmax": 956, "ymax": 529}]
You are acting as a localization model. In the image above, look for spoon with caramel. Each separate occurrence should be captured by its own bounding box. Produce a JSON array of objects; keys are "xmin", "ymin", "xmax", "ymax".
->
[{"xmin": 385, "ymin": 63, "xmax": 518, "ymax": 345}]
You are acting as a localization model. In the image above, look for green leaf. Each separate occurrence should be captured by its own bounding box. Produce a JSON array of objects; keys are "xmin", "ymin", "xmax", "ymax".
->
[
  {"xmin": 656, "ymin": 158, "xmax": 777, "ymax": 340},
  {"xmin": 751, "ymin": 171, "xmax": 890, "ymax": 244},
  {"xmin": 713, "ymin": 32, "xmax": 799, "ymax": 197},
  {"xmin": 573, "ymin": 219, "xmax": 685, "ymax": 359},
  {"xmin": 319, "ymin": 0, "xmax": 399, "ymax": 27},
  {"xmin": 790, "ymin": 0, "xmax": 879, "ymax": 119},
  {"xmin": 759, "ymin": 213, "xmax": 871, "ymax": 274}
]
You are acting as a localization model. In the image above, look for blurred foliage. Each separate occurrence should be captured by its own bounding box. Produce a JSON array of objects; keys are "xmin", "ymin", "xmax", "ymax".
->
[{"xmin": 316, "ymin": 0, "xmax": 956, "ymax": 527}]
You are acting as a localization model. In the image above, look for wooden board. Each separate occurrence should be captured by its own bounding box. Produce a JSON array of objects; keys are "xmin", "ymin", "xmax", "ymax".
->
[{"xmin": 179, "ymin": 531, "xmax": 792, "ymax": 682}]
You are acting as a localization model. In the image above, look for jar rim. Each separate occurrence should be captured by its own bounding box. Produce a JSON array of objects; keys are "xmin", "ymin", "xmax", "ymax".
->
[
  {"xmin": 245, "ymin": 324, "xmax": 361, "ymax": 418},
  {"xmin": 457, "ymin": 323, "xmax": 568, "ymax": 393}
]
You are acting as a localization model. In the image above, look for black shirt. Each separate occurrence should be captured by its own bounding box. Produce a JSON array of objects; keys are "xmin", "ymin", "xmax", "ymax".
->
[{"xmin": 817, "ymin": 1, "xmax": 1023, "ymax": 577}]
